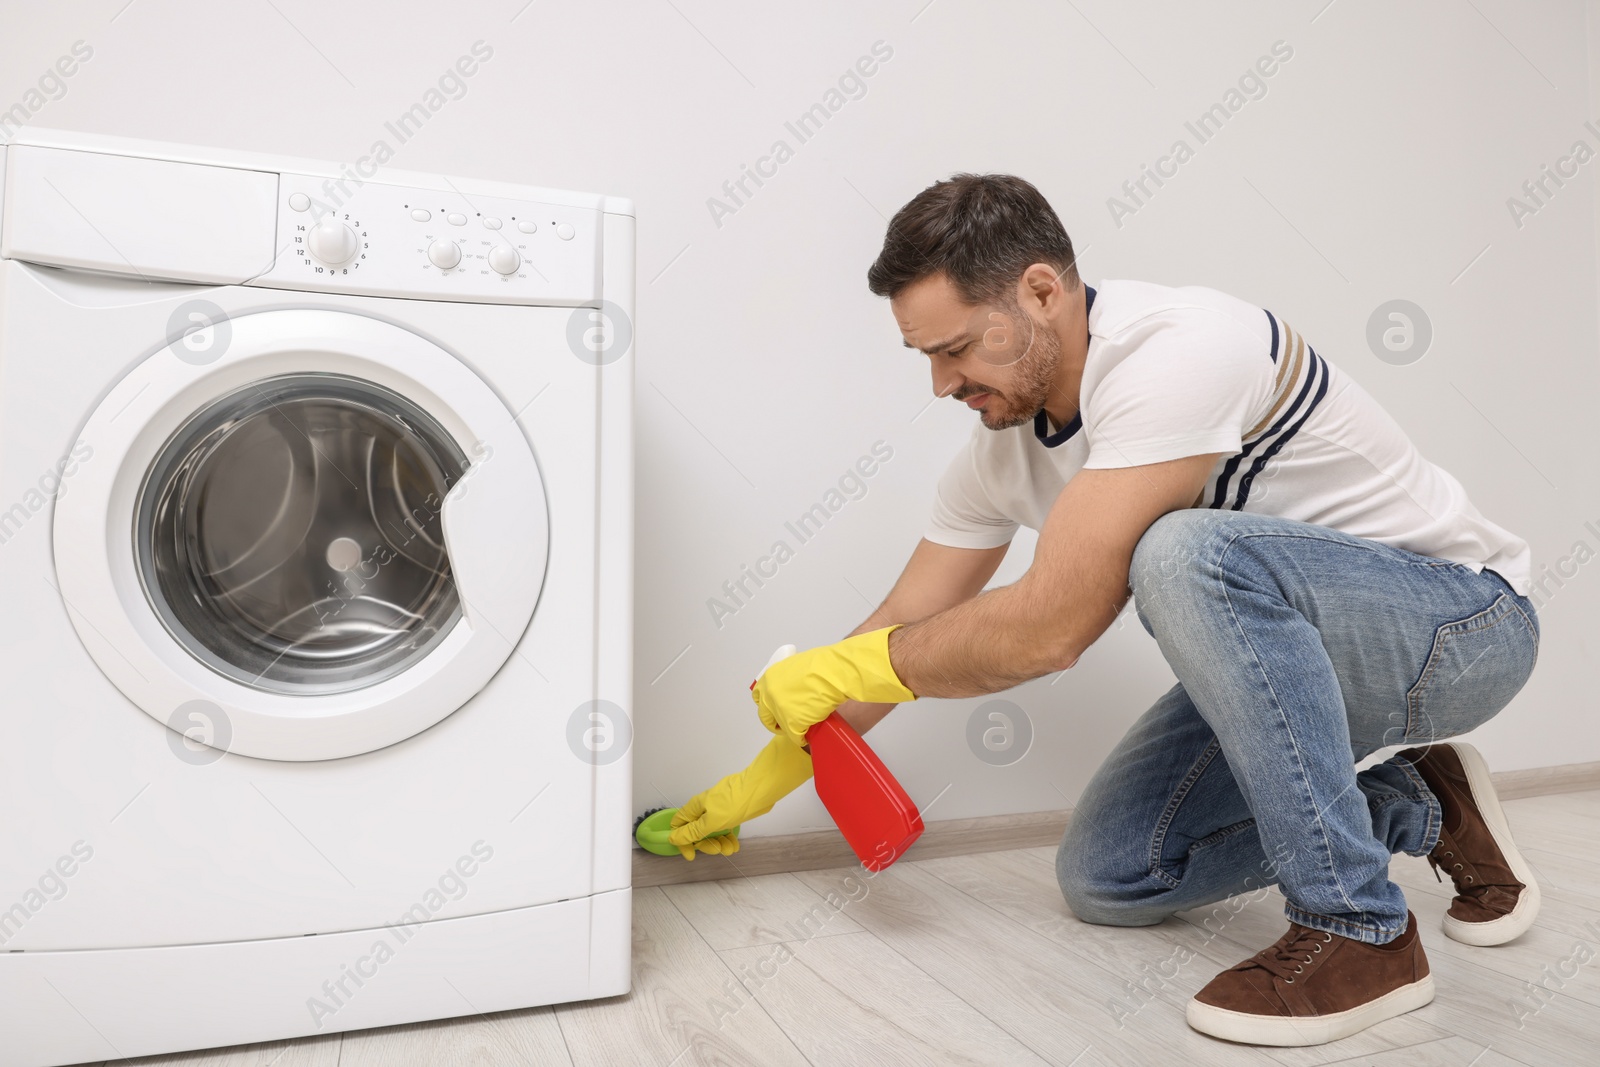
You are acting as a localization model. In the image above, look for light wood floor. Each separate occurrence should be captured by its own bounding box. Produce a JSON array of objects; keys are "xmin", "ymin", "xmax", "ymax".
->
[{"xmin": 75, "ymin": 789, "xmax": 1600, "ymax": 1067}]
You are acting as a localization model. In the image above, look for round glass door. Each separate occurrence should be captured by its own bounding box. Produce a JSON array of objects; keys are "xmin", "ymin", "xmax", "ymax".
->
[{"xmin": 135, "ymin": 372, "xmax": 469, "ymax": 694}]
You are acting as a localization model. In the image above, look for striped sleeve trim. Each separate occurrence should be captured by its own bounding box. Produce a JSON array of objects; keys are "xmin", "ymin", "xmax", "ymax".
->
[
  {"xmin": 1206, "ymin": 312, "xmax": 1329, "ymax": 511},
  {"xmin": 1244, "ymin": 318, "xmax": 1306, "ymax": 440}
]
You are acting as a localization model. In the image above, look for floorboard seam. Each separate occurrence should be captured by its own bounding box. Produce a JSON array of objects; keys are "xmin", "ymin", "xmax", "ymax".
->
[{"xmin": 658, "ymin": 882, "xmax": 817, "ymax": 1067}]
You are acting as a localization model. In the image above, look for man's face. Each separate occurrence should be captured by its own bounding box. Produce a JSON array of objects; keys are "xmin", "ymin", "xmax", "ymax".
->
[{"xmin": 893, "ymin": 272, "xmax": 1062, "ymax": 431}]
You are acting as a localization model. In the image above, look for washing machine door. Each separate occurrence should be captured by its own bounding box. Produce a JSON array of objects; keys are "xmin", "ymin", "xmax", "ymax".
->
[{"xmin": 53, "ymin": 309, "xmax": 549, "ymax": 760}]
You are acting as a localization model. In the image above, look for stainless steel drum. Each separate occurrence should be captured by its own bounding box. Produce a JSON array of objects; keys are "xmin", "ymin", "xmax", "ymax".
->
[{"xmin": 136, "ymin": 373, "xmax": 468, "ymax": 694}]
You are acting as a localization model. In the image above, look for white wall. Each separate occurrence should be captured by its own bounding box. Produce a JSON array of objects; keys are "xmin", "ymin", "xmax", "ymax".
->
[{"xmin": 2, "ymin": 0, "xmax": 1594, "ymax": 837}]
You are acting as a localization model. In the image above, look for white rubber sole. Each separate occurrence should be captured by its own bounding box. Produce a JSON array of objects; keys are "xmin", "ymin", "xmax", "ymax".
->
[
  {"xmin": 1186, "ymin": 974, "xmax": 1435, "ymax": 1046},
  {"xmin": 1438, "ymin": 741, "xmax": 1541, "ymax": 946}
]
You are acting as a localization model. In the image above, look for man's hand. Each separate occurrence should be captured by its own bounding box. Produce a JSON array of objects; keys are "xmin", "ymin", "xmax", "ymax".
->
[
  {"xmin": 667, "ymin": 736, "xmax": 815, "ymax": 860},
  {"xmin": 834, "ymin": 538, "xmax": 1011, "ymax": 736},
  {"xmin": 751, "ymin": 626, "xmax": 918, "ymax": 748}
]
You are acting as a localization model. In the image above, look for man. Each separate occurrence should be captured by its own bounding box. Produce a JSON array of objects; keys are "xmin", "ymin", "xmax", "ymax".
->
[{"xmin": 669, "ymin": 174, "xmax": 1541, "ymax": 1047}]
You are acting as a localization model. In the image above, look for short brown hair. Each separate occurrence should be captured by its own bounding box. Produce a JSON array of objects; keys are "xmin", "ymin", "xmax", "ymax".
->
[{"xmin": 866, "ymin": 173, "xmax": 1079, "ymax": 304}]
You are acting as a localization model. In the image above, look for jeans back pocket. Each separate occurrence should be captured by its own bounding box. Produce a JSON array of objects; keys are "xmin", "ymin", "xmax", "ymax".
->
[{"xmin": 1402, "ymin": 592, "xmax": 1540, "ymax": 746}]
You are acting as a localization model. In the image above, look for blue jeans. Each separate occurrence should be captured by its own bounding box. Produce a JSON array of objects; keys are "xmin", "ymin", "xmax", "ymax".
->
[{"xmin": 1057, "ymin": 509, "xmax": 1541, "ymax": 944}]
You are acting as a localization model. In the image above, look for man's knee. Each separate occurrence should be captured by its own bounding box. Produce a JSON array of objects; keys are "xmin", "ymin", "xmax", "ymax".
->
[
  {"xmin": 1130, "ymin": 510, "xmax": 1220, "ymax": 597},
  {"xmin": 1128, "ymin": 510, "xmax": 1227, "ymax": 635},
  {"xmin": 1055, "ymin": 829, "xmax": 1169, "ymax": 928}
]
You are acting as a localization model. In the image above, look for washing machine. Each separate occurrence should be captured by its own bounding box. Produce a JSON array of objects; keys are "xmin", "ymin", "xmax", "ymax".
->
[{"xmin": 0, "ymin": 128, "xmax": 634, "ymax": 1066}]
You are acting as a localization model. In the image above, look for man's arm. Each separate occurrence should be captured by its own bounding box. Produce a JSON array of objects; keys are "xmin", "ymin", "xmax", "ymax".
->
[
  {"xmin": 835, "ymin": 537, "xmax": 1010, "ymax": 734},
  {"xmin": 886, "ymin": 452, "xmax": 1225, "ymax": 698}
]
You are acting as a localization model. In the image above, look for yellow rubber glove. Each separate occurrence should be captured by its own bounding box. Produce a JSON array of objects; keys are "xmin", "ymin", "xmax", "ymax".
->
[
  {"xmin": 668, "ymin": 735, "xmax": 815, "ymax": 861},
  {"xmin": 751, "ymin": 626, "xmax": 917, "ymax": 749}
]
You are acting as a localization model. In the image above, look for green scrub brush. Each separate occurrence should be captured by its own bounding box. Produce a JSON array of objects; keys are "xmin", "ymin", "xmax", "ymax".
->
[{"xmin": 632, "ymin": 806, "xmax": 739, "ymax": 856}]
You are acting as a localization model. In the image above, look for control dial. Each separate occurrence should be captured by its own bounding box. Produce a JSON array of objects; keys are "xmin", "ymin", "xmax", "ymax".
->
[
  {"xmin": 428, "ymin": 239, "xmax": 462, "ymax": 270},
  {"xmin": 307, "ymin": 218, "xmax": 359, "ymax": 265},
  {"xmin": 487, "ymin": 245, "xmax": 521, "ymax": 276}
]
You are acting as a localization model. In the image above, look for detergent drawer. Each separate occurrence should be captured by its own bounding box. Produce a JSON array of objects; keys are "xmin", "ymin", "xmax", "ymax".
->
[{"xmin": 0, "ymin": 145, "xmax": 279, "ymax": 284}]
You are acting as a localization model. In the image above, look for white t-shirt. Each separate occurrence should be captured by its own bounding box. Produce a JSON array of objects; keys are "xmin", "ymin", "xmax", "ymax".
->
[{"xmin": 924, "ymin": 279, "xmax": 1534, "ymax": 596}]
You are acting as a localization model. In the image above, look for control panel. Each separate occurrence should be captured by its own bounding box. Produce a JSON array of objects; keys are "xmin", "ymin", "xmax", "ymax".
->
[{"xmin": 250, "ymin": 173, "xmax": 602, "ymax": 305}]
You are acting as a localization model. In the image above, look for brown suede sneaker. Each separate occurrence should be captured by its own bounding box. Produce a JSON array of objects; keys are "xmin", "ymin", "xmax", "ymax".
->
[
  {"xmin": 1398, "ymin": 741, "xmax": 1540, "ymax": 946},
  {"xmin": 1186, "ymin": 912, "xmax": 1434, "ymax": 1046}
]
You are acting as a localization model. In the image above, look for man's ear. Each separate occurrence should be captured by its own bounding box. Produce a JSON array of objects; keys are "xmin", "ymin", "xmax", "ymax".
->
[{"xmin": 1018, "ymin": 262, "xmax": 1072, "ymax": 321}]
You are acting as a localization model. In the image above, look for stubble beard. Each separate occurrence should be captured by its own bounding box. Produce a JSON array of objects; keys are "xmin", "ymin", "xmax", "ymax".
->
[{"xmin": 978, "ymin": 308, "xmax": 1062, "ymax": 432}]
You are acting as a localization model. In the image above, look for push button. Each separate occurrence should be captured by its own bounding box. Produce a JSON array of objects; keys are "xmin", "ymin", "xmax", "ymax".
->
[{"xmin": 411, "ymin": 208, "xmax": 431, "ymax": 222}]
